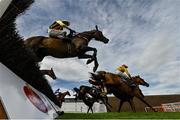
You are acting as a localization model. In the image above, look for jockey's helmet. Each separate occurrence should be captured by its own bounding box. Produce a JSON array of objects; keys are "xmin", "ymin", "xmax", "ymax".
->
[
  {"xmin": 56, "ymin": 20, "xmax": 70, "ymax": 27},
  {"xmin": 122, "ymin": 64, "xmax": 128, "ymax": 68},
  {"xmin": 61, "ymin": 20, "xmax": 70, "ymax": 26}
]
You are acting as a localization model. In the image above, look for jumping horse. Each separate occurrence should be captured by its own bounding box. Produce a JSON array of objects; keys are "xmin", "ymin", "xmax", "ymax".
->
[
  {"xmin": 55, "ymin": 90, "xmax": 71, "ymax": 107},
  {"xmin": 73, "ymin": 85, "xmax": 112, "ymax": 113},
  {"xmin": 24, "ymin": 25, "xmax": 109, "ymax": 72},
  {"xmin": 73, "ymin": 87, "xmax": 95, "ymax": 113},
  {"xmin": 89, "ymin": 71, "xmax": 156, "ymax": 112}
]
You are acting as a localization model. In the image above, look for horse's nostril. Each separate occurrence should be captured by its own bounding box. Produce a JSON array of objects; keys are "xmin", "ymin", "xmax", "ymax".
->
[{"xmin": 104, "ymin": 39, "xmax": 109, "ymax": 43}]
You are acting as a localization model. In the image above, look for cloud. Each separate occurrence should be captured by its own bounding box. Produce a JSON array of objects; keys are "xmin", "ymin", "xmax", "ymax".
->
[{"xmin": 16, "ymin": 0, "xmax": 180, "ymax": 95}]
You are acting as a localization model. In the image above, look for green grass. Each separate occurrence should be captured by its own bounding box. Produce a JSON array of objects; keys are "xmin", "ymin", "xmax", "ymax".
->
[{"xmin": 57, "ymin": 112, "xmax": 180, "ymax": 119}]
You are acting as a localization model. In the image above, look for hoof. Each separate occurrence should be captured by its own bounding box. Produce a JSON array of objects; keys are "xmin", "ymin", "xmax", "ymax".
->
[
  {"xmin": 86, "ymin": 59, "xmax": 93, "ymax": 64},
  {"xmin": 93, "ymin": 67, "xmax": 97, "ymax": 72}
]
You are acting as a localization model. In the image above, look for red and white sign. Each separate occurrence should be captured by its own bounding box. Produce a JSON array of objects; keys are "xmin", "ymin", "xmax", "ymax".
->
[
  {"xmin": 23, "ymin": 85, "xmax": 48, "ymax": 113},
  {"xmin": 0, "ymin": 63, "xmax": 59, "ymax": 119}
]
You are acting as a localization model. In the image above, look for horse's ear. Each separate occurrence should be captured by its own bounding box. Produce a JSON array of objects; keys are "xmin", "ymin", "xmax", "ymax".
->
[{"xmin": 95, "ymin": 25, "xmax": 99, "ymax": 31}]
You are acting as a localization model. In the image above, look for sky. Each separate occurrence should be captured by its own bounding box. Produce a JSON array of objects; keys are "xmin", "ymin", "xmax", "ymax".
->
[{"xmin": 16, "ymin": 0, "xmax": 180, "ymax": 96}]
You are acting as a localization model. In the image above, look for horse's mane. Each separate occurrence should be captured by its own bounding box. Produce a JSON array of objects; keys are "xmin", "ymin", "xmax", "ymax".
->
[
  {"xmin": 0, "ymin": 0, "xmax": 58, "ymax": 105},
  {"xmin": 75, "ymin": 30, "xmax": 96, "ymax": 36},
  {"xmin": 80, "ymin": 30, "xmax": 97, "ymax": 34}
]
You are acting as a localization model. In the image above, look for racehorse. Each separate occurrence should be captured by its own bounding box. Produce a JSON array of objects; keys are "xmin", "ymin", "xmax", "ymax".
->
[
  {"xmin": 73, "ymin": 85, "xmax": 112, "ymax": 113},
  {"xmin": 55, "ymin": 91, "xmax": 71, "ymax": 107},
  {"xmin": 24, "ymin": 25, "xmax": 109, "ymax": 72},
  {"xmin": 89, "ymin": 71, "xmax": 156, "ymax": 112},
  {"xmin": 80, "ymin": 85, "xmax": 112, "ymax": 108},
  {"xmin": 40, "ymin": 68, "xmax": 57, "ymax": 80},
  {"xmin": 73, "ymin": 87, "xmax": 95, "ymax": 113}
]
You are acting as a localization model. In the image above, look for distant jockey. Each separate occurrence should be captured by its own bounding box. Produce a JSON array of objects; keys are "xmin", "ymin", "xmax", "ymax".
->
[
  {"xmin": 48, "ymin": 20, "xmax": 76, "ymax": 41},
  {"xmin": 116, "ymin": 64, "xmax": 136, "ymax": 87}
]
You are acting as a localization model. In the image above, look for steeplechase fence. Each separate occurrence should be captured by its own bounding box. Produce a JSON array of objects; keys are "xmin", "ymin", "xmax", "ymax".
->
[{"xmin": 145, "ymin": 102, "xmax": 180, "ymax": 112}]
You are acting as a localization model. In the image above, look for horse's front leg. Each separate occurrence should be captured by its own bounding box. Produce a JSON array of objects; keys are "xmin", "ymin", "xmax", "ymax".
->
[
  {"xmin": 77, "ymin": 53, "xmax": 98, "ymax": 72},
  {"xmin": 83, "ymin": 47, "xmax": 99, "ymax": 72},
  {"xmin": 82, "ymin": 46, "xmax": 97, "ymax": 64},
  {"xmin": 93, "ymin": 57, "xmax": 99, "ymax": 72},
  {"xmin": 77, "ymin": 54, "xmax": 93, "ymax": 59}
]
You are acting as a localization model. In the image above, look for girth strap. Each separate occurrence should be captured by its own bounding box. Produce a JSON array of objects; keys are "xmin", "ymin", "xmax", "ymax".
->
[{"xmin": 67, "ymin": 43, "xmax": 71, "ymax": 56}]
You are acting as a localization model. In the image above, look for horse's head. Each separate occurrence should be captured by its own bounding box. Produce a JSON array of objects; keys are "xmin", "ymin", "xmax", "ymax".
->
[
  {"xmin": 89, "ymin": 79, "xmax": 100, "ymax": 86},
  {"xmin": 96, "ymin": 71, "xmax": 107, "ymax": 79},
  {"xmin": 73, "ymin": 87, "xmax": 80, "ymax": 93},
  {"xmin": 132, "ymin": 75, "xmax": 149, "ymax": 87},
  {"xmin": 89, "ymin": 71, "xmax": 106, "ymax": 82},
  {"xmin": 66, "ymin": 91, "xmax": 71, "ymax": 96},
  {"xmin": 50, "ymin": 68, "xmax": 57, "ymax": 79},
  {"xmin": 93, "ymin": 25, "xmax": 109, "ymax": 44}
]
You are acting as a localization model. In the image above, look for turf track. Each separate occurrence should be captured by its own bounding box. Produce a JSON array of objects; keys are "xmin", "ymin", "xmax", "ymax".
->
[{"xmin": 57, "ymin": 112, "xmax": 180, "ymax": 119}]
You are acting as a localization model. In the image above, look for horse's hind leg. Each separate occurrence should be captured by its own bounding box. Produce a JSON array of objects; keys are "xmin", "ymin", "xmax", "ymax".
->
[
  {"xmin": 87, "ymin": 106, "xmax": 93, "ymax": 113},
  {"xmin": 87, "ymin": 106, "xmax": 90, "ymax": 113},
  {"xmin": 91, "ymin": 107, "xmax": 93, "ymax": 113}
]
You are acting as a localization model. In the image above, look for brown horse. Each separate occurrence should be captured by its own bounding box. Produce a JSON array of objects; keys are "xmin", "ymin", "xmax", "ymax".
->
[
  {"xmin": 73, "ymin": 85, "xmax": 112, "ymax": 113},
  {"xmin": 73, "ymin": 87, "xmax": 95, "ymax": 113},
  {"xmin": 24, "ymin": 25, "xmax": 109, "ymax": 72},
  {"xmin": 40, "ymin": 68, "xmax": 57, "ymax": 80},
  {"xmin": 89, "ymin": 71, "xmax": 156, "ymax": 112},
  {"xmin": 55, "ymin": 90, "xmax": 71, "ymax": 107}
]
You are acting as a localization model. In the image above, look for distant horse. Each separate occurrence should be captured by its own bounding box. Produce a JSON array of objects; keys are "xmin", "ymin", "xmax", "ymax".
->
[
  {"xmin": 80, "ymin": 85, "xmax": 112, "ymax": 108},
  {"xmin": 73, "ymin": 87, "xmax": 95, "ymax": 113},
  {"xmin": 40, "ymin": 68, "xmax": 57, "ymax": 80},
  {"xmin": 89, "ymin": 71, "xmax": 156, "ymax": 112},
  {"xmin": 55, "ymin": 91, "xmax": 71, "ymax": 107},
  {"xmin": 73, "ymin": 85, "xmax": 112, "ymax": 113},
  {"xmin": 24, "ymin": 25, "xmax": 109, "ymax": 72}
]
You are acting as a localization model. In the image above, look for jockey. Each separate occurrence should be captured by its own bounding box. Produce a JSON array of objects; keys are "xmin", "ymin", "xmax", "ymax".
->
[
  {"xmin": 116, "ymin": 64, "xmax": 136, "ymax": 87},
  {"xmin": 48, "ymin": 20, "xmax": 75, "ymax": 40}
]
